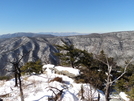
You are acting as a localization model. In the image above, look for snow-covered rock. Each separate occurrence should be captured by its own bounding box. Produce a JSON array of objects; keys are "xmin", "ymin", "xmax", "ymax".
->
[
  {"xmin": 55, "ymin": 66, "xmax": 80, "ymax": 76},
  {"xmin": 42, "ymin": 64, "xmax": 55, "ymax": 74},
  {"xmin": 43, "ymin": 64, "xmax": 80, "ymax": 76}
]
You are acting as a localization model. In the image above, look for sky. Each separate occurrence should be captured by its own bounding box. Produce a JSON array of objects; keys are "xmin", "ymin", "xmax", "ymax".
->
[{"xmin": 0, "ymin": 0, "xmax": 134, "ymax": 35}]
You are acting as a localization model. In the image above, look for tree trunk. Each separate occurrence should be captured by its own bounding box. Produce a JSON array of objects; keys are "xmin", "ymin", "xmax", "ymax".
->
[
  {"xmin": 105, "ymin": 74, "xmax": 111, "ymax": 101},
  {"xmin": 0, "ymin": 98, "xmax": 3, "ymax": 101},
  {"xmin": 105, "ymin": 83, "xmax": 110, "ymax": 101},
  {"xmin": 97, "ymin": 93, "xmax": 100, "ymax": 101},
  {"xmin": 18, "ymin": 68, "xmax": 24, "ymax": 101},
  {"xmin": 14, "ymin": 65, "xmax": 18, "ymax": 87},
  {"xmin": 14, "ymin": 72, "xmax": 18, "ymax": 87},
  {"xmin": 71, "ymin": 60, "xmax": 74, "ymax": 68}
]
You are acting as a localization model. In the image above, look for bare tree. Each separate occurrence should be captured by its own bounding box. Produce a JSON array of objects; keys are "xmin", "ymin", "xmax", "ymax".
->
[
  {"xmin": 95, "ymin": 53, "xmax": 134, "ymax": 101},
  {"xmin": 9, "ymin": 58, "xmax": 25, "ymax": 101},
  {"xmin": 8, "ymin": 52, "xmax": 30, "ymax": 101},
  {"xmin": 9, "ymin": 62, "xmax": 23, "ymax": 101}
]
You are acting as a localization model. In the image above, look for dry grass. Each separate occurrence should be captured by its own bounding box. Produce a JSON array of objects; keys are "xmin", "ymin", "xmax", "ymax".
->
[{"xmin": 49, "ymin": 77, "xmax": 63, "ymax": 83}]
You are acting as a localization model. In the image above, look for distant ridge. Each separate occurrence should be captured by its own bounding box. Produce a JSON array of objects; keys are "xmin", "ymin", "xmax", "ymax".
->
[
  {"xmin": 0, "ymin": 31, "xmax": 134, "ymax": 76},
  {"xmin": 0, "ymin": 32, "xmax": 91, "ymax": 38},
  {"xmin": 0, "ymin": 32, "xmax": 55, "ymax": 39}
]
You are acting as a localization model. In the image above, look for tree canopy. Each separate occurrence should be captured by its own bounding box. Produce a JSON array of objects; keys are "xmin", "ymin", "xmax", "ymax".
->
[
  {"xmin": 55, "ymin": 39, "xmax": 82, "ymax": 68},
  {"xmin": 21, "ymin": 60, "xmax": 43, "ymax": 75}
]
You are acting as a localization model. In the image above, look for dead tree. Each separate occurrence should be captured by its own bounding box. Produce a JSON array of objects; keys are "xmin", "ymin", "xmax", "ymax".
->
[
  {"xmin": 10, "ymin": 59, "xmax": 20, "ymax": 87},
  {"xmin": 47, "ymin": 86, "xmax": 67, "ymax": 101},
  {"xmin": 9, "ymin": 52, "xmax": 30, "ymax": 101},
  {"xmin": 10, "ymin": 59, "xmax": 24, "ymax": 101},
  {"xmin": 95, "ymin": 53, "xmax": 134, "ymax": 101}
]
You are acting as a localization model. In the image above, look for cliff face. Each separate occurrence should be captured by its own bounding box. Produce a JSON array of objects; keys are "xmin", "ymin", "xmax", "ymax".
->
[{"xmin": 0, "ymin": 31, "xmax": 134, "ymax": 76}]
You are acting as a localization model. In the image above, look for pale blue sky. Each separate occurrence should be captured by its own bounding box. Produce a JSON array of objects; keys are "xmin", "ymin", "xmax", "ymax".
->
[{"xmin": 0, "ymin": 0, "xmax": 134, "ymax": 35}]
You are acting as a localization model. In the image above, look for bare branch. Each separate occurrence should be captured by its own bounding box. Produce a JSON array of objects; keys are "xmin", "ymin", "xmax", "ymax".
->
[
  {"xmin": 18, "ymin": 50, "xmax": 31, "ymax": 63},
  {"xmin": 110, "ymin": 56, "xmax": 134, "ymax": 84},
  {"xmin": 49, "ymin": 89, "xmax": 57, "ymax": 96},
  {"xmin": 94, "ymin": 54, "xmax": 107, "ymax": 65}
]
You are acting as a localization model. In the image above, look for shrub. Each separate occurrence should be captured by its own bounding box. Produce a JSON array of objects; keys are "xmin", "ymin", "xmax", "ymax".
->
[
  {"xmin": 75, "ymin": 78, "xmax": 85, "ymax": 83},
  {"xmin": 127, "ymin": 88, "xmax": 134, "ymax": 101},
  {"xmin": 0, "ymin": 76, "xmax": 11, "ymax": 80},
  {"xmin": 114, "ymin": 78, "xmax": 127, "ymax": 92},
  {"xmin": 21, "ymin": 60, "xmax": 43, "ymax": 75},
  {"xmin": 49, "ymin": 77, "xmax": 63, "ymax": 83}
]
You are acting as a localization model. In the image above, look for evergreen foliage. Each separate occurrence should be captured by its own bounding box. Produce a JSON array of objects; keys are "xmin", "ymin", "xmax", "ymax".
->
[
  {"xmin": 21, "ymin": 60, "xmax": 43, "ymax": 75},
  {"xmin": 127, "ymin": 87, "xmax": 134, "ymax": 101},
  {"xmin": 115, "ymin": 63, "xmax": 134, "ymax": 100},
  {"xmin": 55, "ymin": 41, "xmax": 134, "ymax": 101},
  {"xmin": 0, "ymin": 76, "xmax": 11, "ymax": 80},
  {"xmin": 75, "ymin": 50, "xmax": 106, "ymax": 90},
  {"xmin": 55, "ymin": 39, "xmax": 82, "ymax": 68}
]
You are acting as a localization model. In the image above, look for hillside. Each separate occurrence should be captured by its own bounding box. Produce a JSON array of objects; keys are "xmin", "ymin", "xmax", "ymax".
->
[
  {"xmin": 0, "ymin": 64, "xmax": 129, "ymax": 101},
  {"xmin": 0, "ymin": 31, "xmax": 134, "ymax": 76}
]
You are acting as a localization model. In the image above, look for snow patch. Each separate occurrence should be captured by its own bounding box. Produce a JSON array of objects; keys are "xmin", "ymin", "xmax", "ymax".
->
[
  {"xmin": 119, "ymin": 92, "xmax": 130, "ymax": 101},
  {"xmin": 0, "ymin": 64, "xmax": 105, "ymax": 101}
]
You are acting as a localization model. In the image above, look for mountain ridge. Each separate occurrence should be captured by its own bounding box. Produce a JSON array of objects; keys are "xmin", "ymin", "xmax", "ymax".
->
[
  {"xmin": 0, "ymin": 32, "xmax": 56, "ymax": 39},
  {"xmin": 0, "ymin": 31, "xmax": 134, "ymax": 76}
]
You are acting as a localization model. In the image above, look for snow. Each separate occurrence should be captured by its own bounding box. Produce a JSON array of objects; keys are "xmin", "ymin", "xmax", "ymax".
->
[
  {"xmin": 55, "ymin": 66, "xmax": 80, "ymax": 76},
  {"xmin": 0, "ymin": 64, "xmax": 106, "ymax": 101},
  {"xmin": 119, "ymin": 92, "xmax": 130, "ymax": 101},
  {"xmin": 42, "ymin": 64, "xmax": 55, "ymax": 69},
  {"xmin": 43, "ymin": 64, "xmax": 80, "ymax": 76}
]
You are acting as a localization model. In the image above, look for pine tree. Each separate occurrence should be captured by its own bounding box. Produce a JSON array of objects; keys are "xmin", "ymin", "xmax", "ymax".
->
[
  {"xmin": 21, "ymin": 60, "xmax": 43, "ymax": 75},
  {"xmin": 116, "ymin": 64, "xmax": 134, "ymax": 88},
  {"xmin": 75, "ymin": 50, "xmax": 106, "ymax": 90},
  {"xmin": 115, "ymin": 63, "xmax": 134, "ymax": 100},
  {"xmin": 55, "ymin": 39, "xmax": 81, "ymax": 68}
]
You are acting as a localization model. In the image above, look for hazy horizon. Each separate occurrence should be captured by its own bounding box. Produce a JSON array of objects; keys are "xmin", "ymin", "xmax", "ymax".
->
[{"xmin": 1, "ymin": 30, "xmax": 134, "ymax": 37}]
